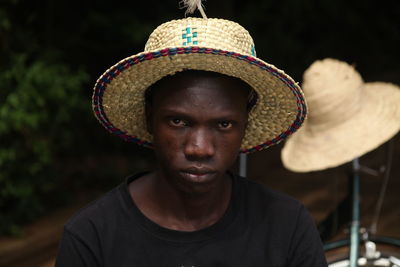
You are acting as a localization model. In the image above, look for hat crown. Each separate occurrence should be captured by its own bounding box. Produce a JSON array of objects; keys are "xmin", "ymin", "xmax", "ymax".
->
[
  {"xmin": 302, "ymin": 58, "xmax": 364, "ymax": 127},
  {"xmin": 144, "ymin": 18, "xmax": 256, "ymax": 57}
]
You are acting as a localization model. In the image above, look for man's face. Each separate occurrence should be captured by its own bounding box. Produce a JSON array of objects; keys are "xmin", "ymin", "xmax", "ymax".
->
[{"xmin": 146, "ymin": 71, "xmax": 249, "ymax": 194}]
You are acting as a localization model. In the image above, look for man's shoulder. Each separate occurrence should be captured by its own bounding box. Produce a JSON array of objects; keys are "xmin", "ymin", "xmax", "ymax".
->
[
  {"xmin": 236, "ymin": 175, "xmax": 303, "ymax": 214},
  {"xmin": 236, "ymin": 175, "xmax": 317, "ymax": 243},
  {"xmin": 64, "ymin": 182, "xmax": 125, "ymax": 235}
]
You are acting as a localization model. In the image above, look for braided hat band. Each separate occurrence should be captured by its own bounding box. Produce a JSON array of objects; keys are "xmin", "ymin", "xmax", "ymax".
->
[{"xmin": 93, "ymin": 18, "xmax": 307, "ymax": 153}]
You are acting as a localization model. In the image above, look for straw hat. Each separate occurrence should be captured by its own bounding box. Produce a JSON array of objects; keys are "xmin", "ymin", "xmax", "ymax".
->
[
  {"xmin": 281, "ymin": 58, "xmax": 400, "ymax": 172},
  {"xmin": 92, "ymin": 13, "xmax": 307, "ymax": 153}
]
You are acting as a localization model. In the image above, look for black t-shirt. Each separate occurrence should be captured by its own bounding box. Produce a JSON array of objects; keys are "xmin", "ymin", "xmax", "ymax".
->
[{"xmin": 56, "ymin": 173, "xmax": 327, "ymax": 267}]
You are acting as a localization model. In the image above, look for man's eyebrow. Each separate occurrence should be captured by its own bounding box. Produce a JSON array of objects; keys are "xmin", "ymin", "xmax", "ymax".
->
[
  {"xmin": 155, "ymin": 108, "xmax": 196, "ymax": 119},
  {"xmin": 158, "ymin": 107, "xmax": 244, "ymax": 121},
  {"xmin": 156, "ymin": 106, "xmax": 188, "ymax": 113}
]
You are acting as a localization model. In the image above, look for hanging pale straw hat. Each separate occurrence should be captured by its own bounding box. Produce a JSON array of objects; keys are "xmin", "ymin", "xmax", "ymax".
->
[
  {"xmin": 92, "ymin": 0, "xmax": 307, "ymax": 153},
  {"xmin": 281, "ymin": 58, "xmax": 400, "ymax": 172}
]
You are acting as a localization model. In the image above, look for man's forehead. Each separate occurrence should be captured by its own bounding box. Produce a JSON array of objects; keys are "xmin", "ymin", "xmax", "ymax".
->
[
  {"xmin": 149, "ymin": 73, "xmax": 250, "ymax": 123},
  {"xmin": 147, "ymin": 70, "xmax": 252, "ymax": 100}
]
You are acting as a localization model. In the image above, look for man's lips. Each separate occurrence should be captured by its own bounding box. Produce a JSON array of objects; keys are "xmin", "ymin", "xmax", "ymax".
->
[
  {"xmin": 179, "ymin": 167, "xmax": 217, "ymax": 182},
  {"xmin": 181, "ymin": 167, "xmax": 216, "ymax": 176}
]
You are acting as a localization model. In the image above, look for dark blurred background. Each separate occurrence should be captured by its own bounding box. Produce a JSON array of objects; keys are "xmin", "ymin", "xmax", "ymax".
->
[{"xmin": 0, "ymin": 0, "xmax": 399, "ymax": 266}]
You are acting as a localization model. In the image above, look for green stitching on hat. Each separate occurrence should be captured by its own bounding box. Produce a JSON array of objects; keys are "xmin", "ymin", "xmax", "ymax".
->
[
  {"xmin": 251, "ymin": 45, "xmax": 256, "ymax": 57},
  {"xmin": 182, "ymin": 26, "xmax": 198, "ymax": 46}
]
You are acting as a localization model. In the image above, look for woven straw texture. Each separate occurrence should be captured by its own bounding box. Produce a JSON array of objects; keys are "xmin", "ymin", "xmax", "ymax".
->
[
  {"xmin": 281, "ymin": 58, "xmax": 400, "ymax": 172},
  {"xmin": 93, "ymin": 18, "xmax": 307, "ymax": 153}
]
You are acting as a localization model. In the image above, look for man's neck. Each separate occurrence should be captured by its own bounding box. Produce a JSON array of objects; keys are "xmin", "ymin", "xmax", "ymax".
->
[{"xmin": 128, "ymin": 171, "xmax": 232, "ymax": 231}]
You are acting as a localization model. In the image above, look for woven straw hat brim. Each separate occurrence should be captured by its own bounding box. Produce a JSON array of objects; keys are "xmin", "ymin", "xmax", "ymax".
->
[
  {"xmin": 93, "ymin": 47, "xmax": 306, "ymax": 153},
  {"xmin": 281, "ymin": 82, "xmax": 400, "ymax": 172}
]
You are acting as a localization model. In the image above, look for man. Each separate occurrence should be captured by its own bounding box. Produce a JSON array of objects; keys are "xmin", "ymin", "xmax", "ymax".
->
[{"xmin": 56, "ymin": 16, "xmax": 327, "ymax": 266}]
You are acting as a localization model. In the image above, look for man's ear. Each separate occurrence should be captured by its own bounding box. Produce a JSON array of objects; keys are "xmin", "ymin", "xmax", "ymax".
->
[{"xmin": 145, "ymin": 103, "xmax": 153, "ymax": 135}]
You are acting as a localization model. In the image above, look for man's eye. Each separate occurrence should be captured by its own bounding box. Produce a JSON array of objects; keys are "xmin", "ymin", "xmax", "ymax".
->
[
  {"xmin": 218, "ymin": 121, "xmax": 233, "ymax": 129},
  {"xmin": 170, "ymin": 118, "xmax": 186, "ymax": 126}
]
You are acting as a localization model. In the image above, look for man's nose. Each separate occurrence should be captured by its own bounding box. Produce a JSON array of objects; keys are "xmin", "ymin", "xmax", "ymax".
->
[{"xmin": 184, "ymin": 128, "xmax": 215, "ymax": 160}]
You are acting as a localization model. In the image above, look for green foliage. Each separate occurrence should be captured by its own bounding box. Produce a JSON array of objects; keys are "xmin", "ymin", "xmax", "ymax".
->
[{"xmin": 0, "ymin": 54, "xmax": 89, "ymax": 235}]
